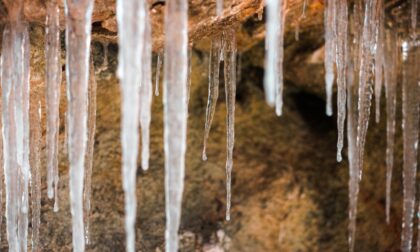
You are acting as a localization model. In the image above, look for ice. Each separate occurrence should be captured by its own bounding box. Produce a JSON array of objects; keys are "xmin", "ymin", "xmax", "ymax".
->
[
  {"xmin": 324, "ymin": 0, "xmax": 336, "ymax": 116},
  {"xmin": 140, "ymin": 11, "xmax": 153, "ymax": 171},
  {"xmin": 155, "ymin": 52, "xmax": 162, "ymax": 97},
  {"xmin": 45, "ymin": 0, "xmax": 62, "ymax": 208},
  {"xmin": 64, "ymin": 0, "xmax": 94, "ymax": 251},
  {"xmin": 355, "ymin": 0, "xmax": 381, "ymax": 182},
  {"xmin": 334, "ymin": 0, "xmax": 348, "ymax": 162},
  {"xmin": 30, "ymin": 102, "xmax": 42, "ymax": 252},
  {"xmin": 384, "ymin": 29, "xmax": 397, "ymax": 224},
  {"xmin": 401, "ymin": 41, "xmax": 419, "ymax": 252},
  {"xmin": 116, "ymin": 0, "xmax": 146, "ymax": 250},
  {"xmin": 1, "ymin": 1, "xmax": 31, "ymax": 248},
  {"xmin": 202, "ymin": 35, "xmax": 222, "ymax": 161},
  {"xmin": 83, "ymin": 60, "xmax": 97, "ymax": 244},
  {"xmin": 264, "ymin": 0, "xmax": 287, "ymax": 116},
  {"xmin": 223, "ymin": 28, "xmax": 237, "ymax": 221},
  {"xmin": 216, "ymin": 0, "xmax": 223, "ymax": 16},
  {"xmin": 374, "ymin": 6, "xmax": 384, "ymax": 123},
  {"xmin": 163, "ymin": 0, "xmax": 189, "ymax": 250}
]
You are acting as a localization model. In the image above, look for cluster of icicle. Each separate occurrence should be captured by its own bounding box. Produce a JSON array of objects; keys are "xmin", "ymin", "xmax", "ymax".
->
[
  {"xmin": 0, "ymin": 0, "xmax": 98, "ymax": 251},
  {"xmin": 264, "ymin": 0, "xmax": 418, "ymax": 251},
  {"xmin": 1, "ymin": 0, "xmax": 419, "ymax": 251}
]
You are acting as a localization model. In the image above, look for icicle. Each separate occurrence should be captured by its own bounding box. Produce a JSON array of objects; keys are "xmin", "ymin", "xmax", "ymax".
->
[
  {"xmin": 356, "ymin": 0, "xmax": 381, "ymax": 182},
  {"xmin": 186, "ymin": 46, "xmax": 193, "ymax": 107},
  {"xmin": 1, "ymin": 0, "xmax": 31, "ymax": 248},
  {"xmin": 0, "ymin": 90, "xmax": 3, "ymax": 244},
  {"xmin": 30, "ymin": 102, "xmax": 42, "ymax": 252},
  {"xmin": 264, "ymin": 0, "xmax": 287, "ymax": 116},
  {"xmin": 63, "ymin": 112, "xmax": 68, "ymax": 155},
  {"xmin": 216, "ymin": 0, "xmax": 223, "ymax": 16},
  {"xmin": 324, "ymin": 0, "xmax": 336, "ymax": 116},
  {"xmin": 83, "ymin": 60, "xmax": 97, "ymax": 244},
  {"xmin": 202, "ymin": 35, "xmax": 222, "ymax": 161},
  {"xmin": 412, "ymin": 0, "xmax": 417, "ymax": 39},
  {"xmin": 45, "ymin": 0, "xmax": 62, "ymax": 209},
  {"xmin": 116, "ymin": 0, "xmax": 146, "ymax": 250},
  {"xmin": 223, "ymin": 28, "xmax": 237, "ymax": 221},
  {"xmin": 350, "ymin": 1, "xmax": 381, "ymax": 250},
  {"xmin": 374, "ymin": 5, "xmax": 384, "ymax": 123},
  {"xmin": 64, "ymin": 0, "xmax": 94, "ymax": 251},
  {"xmin": 155, "ymin": 52, "xmax": 162, "ymax": 96},
  {"xmin": 347, "ymin": 52, "xmax": 359, "ymax": 252},
  {"xmin": 236, "ymin": 53, "xmax": 242, "ymax": 82},
  {"xmin": 163, "ymin": 0, "xmax": 188, "ymax": 250},
  {"xmin": 334, "ymin": 0, "xmax": 349, "ymax": 162},
  {"xmin": 384, "ymin": 29, "xmax": 397, "ymax": 224},
  {"xmin": 401, "ymin": 41, "xmax": 419, "ymax": 252},
  {"xmin": 140, "ymin": 10, "xmax": 153, "ymax": 171}
]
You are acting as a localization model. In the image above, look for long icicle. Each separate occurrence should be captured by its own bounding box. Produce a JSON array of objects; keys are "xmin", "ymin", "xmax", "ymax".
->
[
  {"xmin": 351, "ymin": 1, "xmax": 381, "ymax": 251},
  {"xmin": 335, "ymin": 0, "xmax": 348, "ymax": 162},
  {"xmin": 140, "ymin": 10, "xmax": 153, "ymax": 171},
  {"xmin": 163, "ymin": 0, "xmax": 188, "ymax": 250},
  {"xmin": 401, "ymin": 41, "xmax": 419, "ymax": 252},
  {"xmin": 1, "ymin": 1, "xmax": 31, "ymax": 249},
  {"xmin": 264, "ymin": 0, "xmax": 287, "ymax": 116},
  {"xmin": 83, "ymin": 60, "xmax": 97, "ymax": 245},
  {"xmin": 30, "ymin": 102, "xmax": 42, "ymax": 252},
  {"xmin": 116, "ymin": 0, "xmax": 146, "ymax": 250},
  {"xmin": 64, "ymin": 0, "xmax": 94, "ymax": 251},
  {"xmin": 202, "ymin": 35, "xmax": 222, "ymax": 161},
  {"xmin": 155, "ymin": 52, "xmax": 162, "ymax": 97},
  {"xmin": 324, "ymin": 0, "xmax": 336, "ymax": 116},
  {"xmin": 384, "ymin": 29, "xmax": 397, "ymax": 224},
  {"xmin": 374, "ymin": 4, "xmax": 384, "ymax": 123},
  {"xmin": 223, "ymin": 28, "xmax": 237, "ymax": 221},
  {"xmin": 1, "ymin": 23, "xmax": 19, "ymax": 252},
  {"xmin": 45, "ymin": 0, "xmax": 62, "ymax": 210}
]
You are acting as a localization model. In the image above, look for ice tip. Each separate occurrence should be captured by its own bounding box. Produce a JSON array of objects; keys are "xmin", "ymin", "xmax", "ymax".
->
[
  {"xmin": 202, "ymin": 151, "xmax": 208, "ymax": 161},
  {"xmin": 53, "ymin": 202, "xmax": 59, "ymax": 212},
  {"xmin": 48, "ymin": 189, "xmax": 54, "ymax": 199},
  {"xmin": 336, "ymin": 152, "xmax": 342, "ymax": 162},
  {"xmin": 326, "ymin": 107, "xmax": 333, "ymax": 116},
  {"xmin": 225, "ymin": 214, "xmax": 230, "ymax": 221}
]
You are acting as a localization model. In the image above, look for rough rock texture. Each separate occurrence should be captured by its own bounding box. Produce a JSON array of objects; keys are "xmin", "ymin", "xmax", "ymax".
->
[{"xmin": 0, "ymin": 0, "xmax": 409, "ymax": 251}]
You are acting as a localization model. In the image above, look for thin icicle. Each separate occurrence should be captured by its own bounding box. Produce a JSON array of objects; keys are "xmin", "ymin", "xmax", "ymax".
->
[
  {"xmin": 216, "ymin": 0, "xmax": 223, "ymax": 16},
  {"xmin": 64, "ymin": 0, "xmax": 94, "ymax": 251},
  {"xmin": 324, "ymin": 0, "xmax": 336, "ymax": 116},
  {"xmin": 374, "ymin": 5, "xmax": 384, "ymax": 123},
  {"xmin": 140, "ymin": 11, "xmax": 152, "ymax": 171},
  {"xmin": 412, "ymin": 0, "xmax": 417, "ymax": 39},
  {"xmin": 0, "ymin": 88, "xmax": 3, "ymax": 244},
  {"xmin": 116, "ymin": 0, "xmax": 146, "ymax": 250},
  {"xmin": 223, "ymin": 28, "xmax": 237, "ymax": 221},
  {"xmin": 351, "ymin": 1, "xmax": 381, "ymax": 250},
  {"xmin": 335, "ymin": 0, "xmax": 348, "ymax": 162},
  {"xmin": 155, "ymin": 52, "xmax": 162, "ymax": 97},
  {"xmin": 163, "ymin": 0, "xmax": 189, "ymax": 250},
  {"xmin": 347, "ymin": 53, "xmax": 359, "ymax": 252},
  {"xmin": 45, "ymin": 0, "xmax": 62, "ymax": 208},
  {"xmin": 401, "ymin": 41, "xmax": 419, "ymax": 252},
  {"xmin": 356, "ymin": 0, "xmax": 381, "ymax": 181},
  {"xmin": 384, "ymin": 29, "xmax": 397, "ymax": 224},
  {"xmin": 83, "ymin": 60, "xmax": 97, "ymax": 245},
  {"xmin": 186, "ymin": 46, "xmax": 193, "ymax": 107},
  {"xmin": 30, "ymin": 102, "xmax": 42, "ymax": 252},
  {"xmin": 264, "ymin": 0, "xmax": 287, "ymax": 116},
  {"xmin": 202, "ymin": 35, "xmax": 222, "ymax": 161}
]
